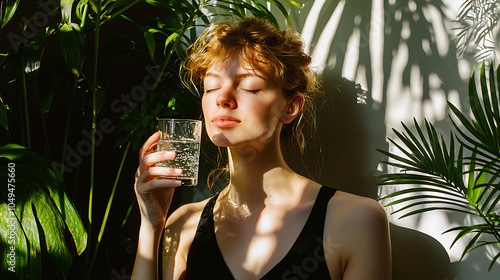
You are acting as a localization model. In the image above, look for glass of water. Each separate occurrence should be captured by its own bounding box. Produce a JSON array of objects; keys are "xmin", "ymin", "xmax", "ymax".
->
[{"xmin": 157, "ymin": 118, "xmax": 202, "ymax": 186}]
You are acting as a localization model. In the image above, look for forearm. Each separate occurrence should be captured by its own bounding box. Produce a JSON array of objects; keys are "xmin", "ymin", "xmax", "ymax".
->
[{"xmin": 131, "ymin": 223, "xmax": 163, "ymax": 280}]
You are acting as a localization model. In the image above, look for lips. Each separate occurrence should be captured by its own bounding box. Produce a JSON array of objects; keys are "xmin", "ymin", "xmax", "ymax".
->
[{"xmin": 212, "ymin": 115, "xmax": 241, "ymax": 128}]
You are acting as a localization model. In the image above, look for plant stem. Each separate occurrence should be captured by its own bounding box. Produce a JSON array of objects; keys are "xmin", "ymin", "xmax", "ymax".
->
[
  {"xmin": 473, "ymin": 202, "xmax": 500, "ymax": 243},
  {"xmin": 152, "ymin": 10, "xmax": 198, "ymax": 90},
  {"xmin": 33, "ymin": 86, "xmax": 51, "ymax": 156},
  {"xmin": 105, "ymin": 0, "xmax": 141, "ymax": 23},
  {"xmin": 20, "ymin": 54, "xmax": 30, "ymax": 149},
  {"xmin": 60, "ymin": 75, "xmax": 77, "ymax": 177},
  {"xmin": 86, "ymin": 0, "xmax": 102, "ymax": 276},
  {"xmin": 87, "ymin": 141, "xmax": 131, "ymax": 274}
]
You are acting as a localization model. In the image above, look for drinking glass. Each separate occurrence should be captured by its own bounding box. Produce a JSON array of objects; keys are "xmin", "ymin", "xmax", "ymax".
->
[{"xmin": 157, "ymin": 118, "xmax": 202, "ymax": 186}]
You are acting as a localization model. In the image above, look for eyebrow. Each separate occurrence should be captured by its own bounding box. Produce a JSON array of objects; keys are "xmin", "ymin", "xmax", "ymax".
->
[{"xmin": 204, "ymin": 72, "xmax": 267, "ymax": 81}]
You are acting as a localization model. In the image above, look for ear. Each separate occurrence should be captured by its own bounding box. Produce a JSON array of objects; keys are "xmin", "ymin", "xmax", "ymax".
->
[{"xmin": 281, "ymin": 95, "xmax": 304, "ymax": 124}]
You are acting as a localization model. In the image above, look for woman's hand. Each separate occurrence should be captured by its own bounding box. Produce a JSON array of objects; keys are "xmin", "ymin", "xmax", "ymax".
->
[{"xmin": 134, "ymin": 131, "xmax": 183, "ymax": 231}]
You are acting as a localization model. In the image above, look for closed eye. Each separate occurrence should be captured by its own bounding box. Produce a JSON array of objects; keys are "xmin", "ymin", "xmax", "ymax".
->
[
  {"xmin": 205, "ymin": 88, "xmax": 219, "ymax": 94},
  {"xmin": 243, "ymin": 89, "xmax": 260, "ymax": 94}
]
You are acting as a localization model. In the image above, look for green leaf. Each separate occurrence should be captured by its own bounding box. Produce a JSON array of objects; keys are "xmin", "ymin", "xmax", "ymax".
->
[
  {"xmin": 0, "ymin": 0, "xmax": 20, "ymax": 29},
  {"xmin": 385, "ymin": 194, "xmax": 471, "ymax": 208},
  {"xmin": 38, "ymin": 65, "xmax": 55, "ymax": 113},
  {"xmin": 0, "ymin": 144, "xmax": 87, "ymax": 279},
  {"xmin": 284, "ymin": 0, "xmax": 302, "ymax": 8},
  {"xmin": 59, "ymin": 24, "xmax": 84, "ymax": 75},
  {"xmin": 76, "ymin": 0, "xmax": 89, "ymax": 22},
  {"xmin": 460, "ymin": 231, "xmax": 482, "ymax": 261},
  {"xmin": 164, "ymin": 32, "xmax": 180, "ymax": 56},
  {"xmin": 381, "ymin": 186, "xmax": 466, "ymax": 201},
  {"xmin": 0, "ymin": 98, "xmax": 8, "ymax": 130},
  {"xmin": 144, "ymin": 28, "xmax": 156, "ymax": 61},
  {"xmin": 265, "ymin": 0, "xmax": 293, "ymax": 26},
  {"xmin": 489, "ymin": 251, "xmax": 500, "ymax": 271},
  {"xmin": 61, "ymin": 0, "xmax": 74, "ymax": 24}
]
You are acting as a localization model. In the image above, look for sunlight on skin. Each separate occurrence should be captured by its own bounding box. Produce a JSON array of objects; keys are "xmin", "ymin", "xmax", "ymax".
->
[{"xmin": 242, "ymin": 213, "xmax": 283, "ymax": 273}]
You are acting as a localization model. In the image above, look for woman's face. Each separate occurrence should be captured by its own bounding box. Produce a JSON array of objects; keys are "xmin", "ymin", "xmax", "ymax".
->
[{"xmin": 201, "ymin": 55, "xmax": 288, "ymax": 148}]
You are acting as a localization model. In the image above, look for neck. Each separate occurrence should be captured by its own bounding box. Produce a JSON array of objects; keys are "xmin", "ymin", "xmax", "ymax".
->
[{"xmin": 224, "ymin": 133, "xmax": 297, "ymax": 207}]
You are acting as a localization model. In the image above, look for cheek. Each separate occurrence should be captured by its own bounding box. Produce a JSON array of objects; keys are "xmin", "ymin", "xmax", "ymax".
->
[
  {"xmin": 201, "ymin": 95, "xmax": 213, "ymax": 130},
  {"xmin": 201, "ymin": 95, "xmax": 213, "ymax": 118},
  {"xmin": 248, "ymin": 99, "xmax": 284, "ymax": 125}
]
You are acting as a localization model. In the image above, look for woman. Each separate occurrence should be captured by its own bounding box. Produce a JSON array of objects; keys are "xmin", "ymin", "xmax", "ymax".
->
[{"xmin": 132, "ymin": 17, "xmax": 391, "ymax": 280}]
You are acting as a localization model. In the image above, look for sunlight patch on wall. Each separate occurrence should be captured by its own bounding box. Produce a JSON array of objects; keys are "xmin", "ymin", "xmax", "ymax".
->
[
  {"xmin": 302, "ymin": 0, "xmax": 326, "ymax": 54},
  {"xmin": 386, "ymin": 43, "xmax": 411, "ymax": 130},
  {"xmin": 342, "ymin": 26, "xmax": 361, "ymax": 82},
  {"xmin": 458, "ymin": 59, "xmax": 472, "ymax": 81},
  {"xmin": 424, "ymin": 5, "xmax": 449, "ymax": 57},
  {"xmin": 417, "ymin": 211, "xmax": 466, "ymax": 263},
  {"xmin": 410, "ymin": 64, "xmax": 424, "ymax": 105},
  {"xmin": 310, "ymin": 0, "xmax": 345, "ymax": 73},
  {"xmin": 370, "ymin": 0, "xmax": 384, "ymax": 106},
  {"xmin": 424, "ymin": 73, "xmax": 447, "ymax": 122}
]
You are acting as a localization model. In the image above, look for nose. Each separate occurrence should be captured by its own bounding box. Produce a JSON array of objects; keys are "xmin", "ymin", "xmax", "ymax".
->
[{"xmin": 216, "ymin": 86, "xmax": 236, "ymax": 109}]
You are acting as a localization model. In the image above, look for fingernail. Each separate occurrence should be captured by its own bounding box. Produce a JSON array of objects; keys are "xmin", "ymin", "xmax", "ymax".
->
[
  {"xmin": 165, "ymin": 151, "xmax": 175, "ymax": 157},
  {"xmin": 174, "ymin": 169, "xmax": 183, "ymax": 174}
]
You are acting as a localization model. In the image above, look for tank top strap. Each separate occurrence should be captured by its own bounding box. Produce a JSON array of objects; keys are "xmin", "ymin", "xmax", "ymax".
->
[
  {"xmin": 186, "ymin": 191, "xmax": 235, "ymax": 279},
  {"xmin": 305, "ymin": 186, "xmax": 337, "ymax": 231},
  {"xmin": 192, "ymin": 192, "xmax": 220, "ymax": 241}
]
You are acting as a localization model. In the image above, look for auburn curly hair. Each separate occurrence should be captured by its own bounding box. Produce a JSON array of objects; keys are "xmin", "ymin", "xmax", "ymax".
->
[{"xmin": 183, "ymin": 17, "xmax": 319, "ymax": 155}]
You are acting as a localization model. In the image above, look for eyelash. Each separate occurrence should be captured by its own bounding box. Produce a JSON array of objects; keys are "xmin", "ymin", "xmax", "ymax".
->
[
  {"xmin": 243, "ymin": 89, "xmax": 260, "ymax": 94},
  {"xmin": 205, "ymin": 88, "xmax": 218, "ymax": 93},
  {"xmin": 205, "ymin": 88, "xmax": 260, "ymax": 94}
]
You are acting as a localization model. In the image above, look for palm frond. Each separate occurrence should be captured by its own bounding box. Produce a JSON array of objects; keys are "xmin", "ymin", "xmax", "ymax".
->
[{"xmin": 378, "ymin": 60, "xmax": 500, "ymax": 270}]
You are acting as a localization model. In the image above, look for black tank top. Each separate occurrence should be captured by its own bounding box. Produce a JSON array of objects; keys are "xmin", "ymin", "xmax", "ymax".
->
[{"xmin": 185, "ymin": 186, "xmax": 337, "ymax": 279}]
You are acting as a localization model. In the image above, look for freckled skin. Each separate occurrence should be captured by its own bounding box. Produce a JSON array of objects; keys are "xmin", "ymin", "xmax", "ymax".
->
[{"xmin": 202, "ymin": 56, "xmax": 287, "ymax": 148}]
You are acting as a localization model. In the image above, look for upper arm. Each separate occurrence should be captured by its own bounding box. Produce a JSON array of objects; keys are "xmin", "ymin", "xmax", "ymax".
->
[
  {"xmin": 326, "ymin": 196, "xmax": 392, "ymax": 280},
  {"xmin": 161, "ymin": 203, "xmax": 203, "ymax": 280}
]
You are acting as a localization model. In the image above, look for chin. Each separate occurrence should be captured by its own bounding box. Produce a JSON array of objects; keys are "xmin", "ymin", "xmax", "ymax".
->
[{"xmin": 210, "ymin": 131, "xmax": 232, "ymax": 147}]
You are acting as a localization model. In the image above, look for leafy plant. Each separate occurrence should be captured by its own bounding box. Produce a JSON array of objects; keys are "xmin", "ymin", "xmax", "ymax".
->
[
  {"xmin": 0, "ymin": 143, "xmax": 87, "ymax": 279},
  {"xmin": 454, "ymin": 0, "xmax": 500, "ymax": 61},
  {"xmin": 378, "ymin": 62, "xmax": 500, "ymax": 270},
  {"xmin": 0, "ymin": 0, "xmax": 300, "ymax": 278}
]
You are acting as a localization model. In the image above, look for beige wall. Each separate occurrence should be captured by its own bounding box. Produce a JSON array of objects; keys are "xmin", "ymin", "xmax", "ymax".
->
[{"xmin": 283, "ymin": 0, "xmax": 500, "ymax": 279}]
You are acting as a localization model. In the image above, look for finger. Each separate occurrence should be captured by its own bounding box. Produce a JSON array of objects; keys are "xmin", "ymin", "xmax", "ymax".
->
[
  {"xmin": 137, "ymin": 177, "xmax": 182, "ymax": 195},
  {"xmin": 137, "ymin": 167, "xmax": 183, "ymax": 184},
  {"xmin": 138, "ymin": 151, "xmax": 177, "ymax": 175},
  {"xmin": 139, "ymin": 131, "xmax": 161, "ymax": 159}
]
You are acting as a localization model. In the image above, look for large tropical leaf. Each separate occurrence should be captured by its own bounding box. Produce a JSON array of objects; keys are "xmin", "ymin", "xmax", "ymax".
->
[
  {"xmin": 378, "ymin": 61, "xmax": 500, "ymax": 270},
  {"xmin": 0, "ymin": 143, "xmax": 87, "ymax": 280},
  {"xmin": 59, "ymin": 23, "xmax": 86, "ymax": 75}
]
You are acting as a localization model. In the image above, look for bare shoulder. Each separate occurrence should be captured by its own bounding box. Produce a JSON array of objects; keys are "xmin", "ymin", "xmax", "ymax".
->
[
  {"xmin": 324, "ymin": 190, "xmax": 390, "ymax": 244},
  {"xmin": 162, "ymin": 196, "xmax": 214, "ymax": 280},
  {"xmin": 164, "ymin": 197, "xmax": 211, "ymax": 233},
  {"xmin": 324, "ymin": 191, "xmax": 392, "ymax": 279}
]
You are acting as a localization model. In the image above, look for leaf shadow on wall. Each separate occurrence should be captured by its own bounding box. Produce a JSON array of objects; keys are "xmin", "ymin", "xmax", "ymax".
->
[{"xmin": 286, "ymin": 73, "xmax": 454, "ymax": 280}]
